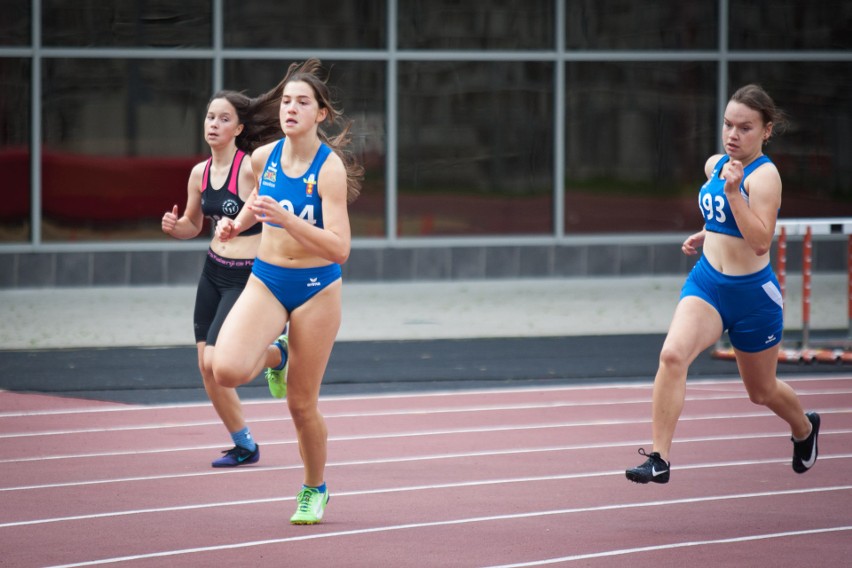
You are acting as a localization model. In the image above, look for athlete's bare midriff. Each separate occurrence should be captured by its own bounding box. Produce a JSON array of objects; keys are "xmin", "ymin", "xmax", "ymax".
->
[
  {"xmin": 702, "ymin": 231, "xmax": 770, "ymax": 276},
  {"xmin": 257, "ymin": 225, "xmax": 331, "ymax": 268},
  {"xmin": 209, "ymin": 232, "xmax": 259, "ymax": 260}
]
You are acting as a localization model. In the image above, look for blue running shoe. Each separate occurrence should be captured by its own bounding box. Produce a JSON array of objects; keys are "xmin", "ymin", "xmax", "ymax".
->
[{"xmin": 211, "ymin": 444, "xmax": 260, "ymax": 468}]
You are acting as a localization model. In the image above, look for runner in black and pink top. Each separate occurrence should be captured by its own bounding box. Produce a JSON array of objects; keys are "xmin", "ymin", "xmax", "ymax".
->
[{"xmin": 161, "ymin": 90, "xmax": 282, "ymax": 468}]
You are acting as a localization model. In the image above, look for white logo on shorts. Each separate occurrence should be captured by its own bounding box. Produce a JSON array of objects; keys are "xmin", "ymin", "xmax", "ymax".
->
[{"xmin": 307, "ymin": 277, "xmax": 321, "ymax": 288}]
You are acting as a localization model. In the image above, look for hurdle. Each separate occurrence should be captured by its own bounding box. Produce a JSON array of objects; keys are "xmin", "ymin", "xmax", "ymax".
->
[{"xmin": 712, "ymin": 217, "xmax": 852, "ymax": 364}]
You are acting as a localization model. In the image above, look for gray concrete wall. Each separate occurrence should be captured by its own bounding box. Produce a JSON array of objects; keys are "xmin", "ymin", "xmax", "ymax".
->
[{"xmin": 0, "ymin": 237, "xmax": 847, "ymax": 288}]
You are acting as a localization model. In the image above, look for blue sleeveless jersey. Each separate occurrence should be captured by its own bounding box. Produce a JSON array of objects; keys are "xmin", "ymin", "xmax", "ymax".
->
[
  {"xmin": 258, "ymin": 139, "xmax": 333, "ymax": 229},
  {"xmin": 698, "ymin": 154, "xmax": 773, "ymax": 238}
]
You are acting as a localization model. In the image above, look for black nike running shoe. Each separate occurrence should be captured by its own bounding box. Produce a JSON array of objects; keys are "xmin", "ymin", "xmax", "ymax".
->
[
  {"xmin": 625, "ymin": 448, "xmax": 670, "ymax": 484},
  {"xmin": 792, "ymin": 411, "xmax": 820, "ymax": 474}
]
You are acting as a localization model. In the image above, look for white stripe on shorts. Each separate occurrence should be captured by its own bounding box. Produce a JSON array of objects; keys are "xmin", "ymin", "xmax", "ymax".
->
[{"xmin": 762, "ymin": 281, "xmax": 784, "ymax": 308}]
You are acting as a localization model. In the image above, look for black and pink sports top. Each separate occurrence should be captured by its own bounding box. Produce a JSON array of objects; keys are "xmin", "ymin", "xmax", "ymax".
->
[{"xmin": 200, "ymin": 149, "xmax": 261, "ymax": 236}]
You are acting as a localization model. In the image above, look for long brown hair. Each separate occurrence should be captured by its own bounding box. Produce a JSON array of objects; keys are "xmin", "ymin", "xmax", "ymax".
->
[
  {"xmin": 208, "ymin": 89, "xmax": 284, "ymax": 154},
  {"xmin": 276, "ymin": 59, "xmax": 364, "ymax": 203}
]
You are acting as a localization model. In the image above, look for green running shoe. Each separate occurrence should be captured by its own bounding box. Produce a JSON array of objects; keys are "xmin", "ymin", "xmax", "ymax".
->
[
  {"xmin": 265, "ymin": 334, "xmax": 288, "ymax": 399},
  {"xmin": 290, "ymin": 486, "xmax": 329, "ymax": 525}
]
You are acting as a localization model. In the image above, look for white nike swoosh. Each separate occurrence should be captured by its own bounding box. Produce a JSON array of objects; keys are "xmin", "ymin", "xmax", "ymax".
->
[
  {"xmin": 651, "ymin": 466, "xmax": 666, "ymax": 477},
  {"xmin": 801, "ymin": 443, "xmax": 817, "ymax": 469}
]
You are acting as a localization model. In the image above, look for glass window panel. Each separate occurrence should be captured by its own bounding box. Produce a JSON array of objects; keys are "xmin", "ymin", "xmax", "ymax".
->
[
  {"xmin": 42, "ymin": 0, "xmax": 211, "ymax": 47},
  {"xmin": 564, "ymin": 62, "xmax": 716, "ymax": 234},
  {"xmin": 565, "ymin": 0, "xmax": 717, "ymax": 50},
  {"xmin": 0, "ymin": 58, "xmax": 31, "ymax": 242},
  {"xmin": 398, "ymin": 0, "xmax": 553, "ymax": 50},
  {"xmin": 730, "ymin": 63, "xmax": 852, "ymax": 218},
  {"xmin": 398, "ymin": 61, "xmax": 553, "ymax": 236},
  {"xmin": 41, "ymin": 58, "xmax": 211, "ymax": 242},
  {"xmin": 224, "ymin": 0, "xmax": 385, "ymax": 49},
  {"xmin": 0, "ymin": 0, "xmax": 30, "ymax": 46},
  {"xmin": 224, "ymin": 59, "xmax": 386, "ymax": 238},
  {"xmin": 730, "ymin": 0, "xmax": 852, "ymax": 50}
]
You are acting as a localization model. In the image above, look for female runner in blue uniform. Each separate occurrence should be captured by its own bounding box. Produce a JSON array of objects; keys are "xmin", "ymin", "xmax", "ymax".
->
[
  {"xmin": 213, "ymin": 59, "xmax": 363, "ymax": 524},
  {"xmin": 625, "ymin": 84, "xmax": 820, "ymax": 484},
  {"xmin": 161, "ymin": 90, "xmax": 281, "ymax": 468}
]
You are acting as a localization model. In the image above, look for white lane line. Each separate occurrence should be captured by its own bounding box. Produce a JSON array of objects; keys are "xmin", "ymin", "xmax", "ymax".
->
[
  {"xmin": 1, "ymin": 433, "xmax": 850, "ymax": 493},
  {"xmin": 2, "ymin": 374, "xmax": 848, "ymax": 418},
  {"xmin": 3, "ymin": 454, "xmax": 850, "ymax": 528},
  {"xmin": 41, "ymin": 486, "xmax": 852, "ymax": 568},
  {"xmin": 2, "ymin": 422, "xmax": 851, "ymax": 465},
  {"xmin": 2, "ymin": 392, "xmax": 851, "ymax": 439},
  {"xmin": 482, "ymin": 526, "xmax": 852, "ymax": 567},
  {"xmin": 0, "ymin": 414, "xmax": 285, "ymax": 439}
]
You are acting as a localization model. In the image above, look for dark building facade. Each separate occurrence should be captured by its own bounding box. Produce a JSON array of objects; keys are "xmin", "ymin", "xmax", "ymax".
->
[{"xmin": 1, "ymin": 1, "xmax": 850, "ymax": 287}]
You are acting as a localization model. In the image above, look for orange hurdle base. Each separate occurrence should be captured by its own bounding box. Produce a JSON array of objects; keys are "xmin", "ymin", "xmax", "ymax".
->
[{"xmin": 712, "ymin": 343, "xmax": 852, "ymax": 365}]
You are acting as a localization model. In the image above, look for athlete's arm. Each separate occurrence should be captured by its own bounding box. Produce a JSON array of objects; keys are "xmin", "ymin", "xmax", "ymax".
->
[
  {"xmin": 682, "ymin": 229, "xmax": 705, "ymax": 256},
  {"xmin": 226, "ymin": 156, "xmax": 261, "ymax": 239},
  {"xmin": 683, "ymin": 155, "xmax": 721, "ymax": 256},
  {"xmin": 726, "ymin": 162, "xmax": 781, "ymax": 256},
  {"xmin": 162, "ymin": 162, "xmax": 205, "ymax": 240},
  {"xmin": 704, "ymin": 154, "xmax": 723, "ymax": 179},
  {"xmin": 218, "ymin": 145, "xmax": 272, "ymax": 242}
]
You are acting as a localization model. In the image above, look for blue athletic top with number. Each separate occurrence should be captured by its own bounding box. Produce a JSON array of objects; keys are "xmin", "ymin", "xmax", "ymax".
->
[
  {"xmin": 698, "ymin": 154, "xmax": 773, "ymax": 238},
  {"xmin": 258, "ymin": 139, "xmax": 332, "ymax": 229}
]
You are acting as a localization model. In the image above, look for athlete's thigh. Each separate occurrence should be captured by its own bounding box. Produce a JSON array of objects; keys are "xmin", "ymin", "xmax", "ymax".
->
[
  {"xmin": 193, "ymin": 271, "xmax": 219, "ymax": 342},
  {"xmin": 287, "ymin": 280, "xmax": 342, "ymax": 400},
  {"xmin": 206, "ymin": 285, "xmax": 244, "ymax": 347},
  {"xmin": 661, "ymin": 296, "xmax": 724, "ymax": 362},
  {"xmin": 735, "ymin": 344, "xmax": 780, "ymax": 392},
  {"xmin": 216, "ymin": 275, "xmax": 288, "ymax": 373}
]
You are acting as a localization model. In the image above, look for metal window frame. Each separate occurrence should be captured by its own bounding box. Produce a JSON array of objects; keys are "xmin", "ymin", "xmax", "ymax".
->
[{"xmin": 1, "ymin": 0, "xmax": 851, "ymax": 254}]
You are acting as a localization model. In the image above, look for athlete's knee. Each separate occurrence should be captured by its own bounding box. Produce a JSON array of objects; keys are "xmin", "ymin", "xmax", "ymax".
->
[
  {"xmin": 212, "ymin": 358, "xmax": 246, "ymax": 388},
  {"xmin": 199, "ymin": 362, "xmax": 215, "ymax": 386},
  {"xmin": 199, "ymin": 351, "xmax": 215, "ymax": 379},
  {"xmin": 745, "ymin": 382, "xmax": 776, "ymax": 406},
  {"xmin": 288, "ymin": 396, "xmax": 320, "ymax": 425},
  {"xmin": 658, "ymin": 344, "xmax": 690, "ymax": 374}
]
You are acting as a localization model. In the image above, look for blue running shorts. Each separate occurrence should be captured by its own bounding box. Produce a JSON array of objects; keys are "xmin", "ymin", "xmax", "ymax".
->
[
  {"xmin": 680, "ymin": 256, "xmax": 784, "ymax": 353},
  {"xmin": 252, "ymin": 258, "xmax": 342, "ymax": 313}
]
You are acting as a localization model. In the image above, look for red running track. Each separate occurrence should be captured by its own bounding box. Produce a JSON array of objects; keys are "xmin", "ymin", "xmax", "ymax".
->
[{"xmin": 1, "ymin": 376, "xmax": 851, "ymax": 567}]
